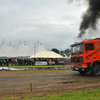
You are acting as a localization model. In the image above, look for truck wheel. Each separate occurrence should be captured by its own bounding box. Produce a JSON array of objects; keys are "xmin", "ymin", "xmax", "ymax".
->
[
  {"xmin": 91, "ymin": 64, "xmax": 100, "ymax": 76},
  {"xmin": 79, "ymin": 71, "xmax": 87, "ymax": 75}
]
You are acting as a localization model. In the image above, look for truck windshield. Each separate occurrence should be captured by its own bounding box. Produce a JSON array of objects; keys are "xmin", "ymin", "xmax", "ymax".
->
[{"xmin": 71, "ymin": 43, "xmax": 83, "ymax": 55}]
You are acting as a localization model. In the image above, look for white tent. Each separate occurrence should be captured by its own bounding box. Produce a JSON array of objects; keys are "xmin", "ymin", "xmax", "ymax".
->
[
  {"xmin": 0, "ymin": 41, "xmax": 12, "ymax": 58},
  {"xmin": 7, "ymin": 41, "xmax": 29, "ymax": 57},
  {"xmin": 5, "ymin": 41, "xmax": 13, "ymax": 57},
  {"xmin": 0, "ymin": 43, "xmax": 9, "ymax": 57},
  {"xmin": 30, "ymin": 51, "xmax": 63, "ymax": 58},
  {"xmin": 0, "ymin": 40, "xmax": 47, "ymax": 58},
  {"xmin": 34, "ymin": 41, "xmax": 47, "ymax": 54}
]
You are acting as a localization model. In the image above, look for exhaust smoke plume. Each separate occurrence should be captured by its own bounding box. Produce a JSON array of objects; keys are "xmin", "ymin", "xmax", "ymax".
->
[{"xmin": 68, "ymin": 0, "xmax": 100, "ymax": 38}]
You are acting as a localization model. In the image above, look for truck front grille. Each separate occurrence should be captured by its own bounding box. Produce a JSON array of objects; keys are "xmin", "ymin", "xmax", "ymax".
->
[{"xmin": 71, "ymin": 57, "xmax": 83, "ymax": 63}]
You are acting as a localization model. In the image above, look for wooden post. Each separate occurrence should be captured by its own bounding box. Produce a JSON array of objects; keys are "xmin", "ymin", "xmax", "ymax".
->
[{"xmin": 30, "ymin": 82, "xmax": 32, "ymax": 98}]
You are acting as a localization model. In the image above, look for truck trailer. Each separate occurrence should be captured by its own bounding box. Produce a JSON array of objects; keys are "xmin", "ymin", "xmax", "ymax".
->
[{"xmin": 71, "ymin": 38, "xmax": 100, "ymax": 76}]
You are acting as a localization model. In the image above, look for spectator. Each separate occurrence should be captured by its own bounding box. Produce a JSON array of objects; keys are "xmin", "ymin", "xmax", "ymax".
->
[
  {"xmin": 31, "ymin": 59, "xmax": 34, "ymax": 66},
  {"xmin": 14, "ymin": 58, "xmax": 17, "ymax": 66},
  {"xmin": 55, "ymin": 59, "xmax": 59, "ymax": 65},
  {"xmin": 47, "ymin": 59, "xmax": 50, "ymax": 65},
  {"xmin": 17, "ymin": 58, "xmax": 20, "ymax": 66},
  {"xmin": 6, "ymin": 58, "xmax": 9, "ymax": 66},
  {"xmin": 3, "ymin": 59, "xmax": 6, "ymax": 66},
  {"xmin": 11, "ymin": 58, "xmax": 14, "ymax": 66},
  {"xmin": 21, "ymin": 57, "xmax": 24, "ymax": 66},
  {"xmin": 27, "ymin": 58, "xmax": 29, "ymax": 66}
]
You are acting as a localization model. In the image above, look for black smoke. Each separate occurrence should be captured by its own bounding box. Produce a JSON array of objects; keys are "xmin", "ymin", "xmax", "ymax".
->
[{"xmin": 68, "ymin": 0, "xmax": 100, "ymax": 38}]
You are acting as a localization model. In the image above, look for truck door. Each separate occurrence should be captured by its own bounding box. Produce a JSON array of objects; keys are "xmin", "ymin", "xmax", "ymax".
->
[
  {"xmin": 85, "ymin": 43, "xmax": 95, "ymax": 62},
  {"xmin": 95, "ymin": 43, "xmax": 100, "ymax": 59}
]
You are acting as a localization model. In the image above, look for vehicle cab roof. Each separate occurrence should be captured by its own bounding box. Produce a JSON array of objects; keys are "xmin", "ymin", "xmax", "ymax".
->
[{"xmin": 71, "ymin": 38, "xmax": 100, "ymax": 46}]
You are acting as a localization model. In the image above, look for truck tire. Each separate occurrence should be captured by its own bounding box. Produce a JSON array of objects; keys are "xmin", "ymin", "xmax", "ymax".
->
[
  {"xmin": 79, "ymin": 71, "xmax": 87, "ymax": 75},
  {"xmin": 91, "ymin": 64, "xmax": 100, "ymax": 76}
]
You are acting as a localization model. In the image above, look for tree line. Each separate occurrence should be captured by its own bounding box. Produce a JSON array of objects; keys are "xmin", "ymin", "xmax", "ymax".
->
[{"xmin": 51, "ymin": 48, "xmax": 71, "ymax": 57}]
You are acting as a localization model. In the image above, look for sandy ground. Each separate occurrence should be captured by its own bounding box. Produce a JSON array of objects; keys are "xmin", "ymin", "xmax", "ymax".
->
[{"xmin": 0, "ymin": 69, "xmax": 100, "ymax": 98}]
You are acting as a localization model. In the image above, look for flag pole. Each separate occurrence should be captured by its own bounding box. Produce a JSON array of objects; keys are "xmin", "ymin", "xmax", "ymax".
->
[
  {"xmin": 34, "ymin": 43, "xmax": 35, "ymax": 65},
  {"xmin": 34, "ymin": 43, "xmax": 35, "ymax": 58}
]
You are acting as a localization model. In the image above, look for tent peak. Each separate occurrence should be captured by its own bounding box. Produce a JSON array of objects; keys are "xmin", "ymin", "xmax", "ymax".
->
[
  {"xmin": 19, "ymin": 40, "xmax": 21, "ymax": 44},
  {"xmin": 24, "ymin": 41, "xmax": 26, "ymax": 46},
  {"xmin": 40, "ymin": 42, "xmax": 42, "ymax": 45},
  {"xmin": 2, "ymin": 39, "xmax": 4, "ymax": 44},
  {"xmin": 9, "ymin": 41, "xmax": 11, "ymax": 46},
  {"xmin": 37, "ymin": 40, "xmax": 39, "ymax": 43},
  {"xmin": 37, "ymin": 40, "xmax": 42, "ymax": 45}
]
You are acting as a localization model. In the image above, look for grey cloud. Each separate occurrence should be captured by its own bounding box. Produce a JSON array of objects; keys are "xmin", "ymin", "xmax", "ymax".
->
[{"xmin": 0, "ymin": 0, "xmax": 86, "ymax": 50}]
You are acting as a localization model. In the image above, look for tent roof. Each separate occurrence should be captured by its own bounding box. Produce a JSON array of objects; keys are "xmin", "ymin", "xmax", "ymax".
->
[
  {"xmin": 7, "ymin": 41, "xmax": 30, "ymax": 57},
  {"xmin": 34, "ymin": 42, "xmax": 47, "ymax": 54},
  {"xmin": 2, "ymin": 41, "xmax": 47, "ymax": 58},
  {"xmin": 0, "ymin": 43, "xmax": 12, "ymax": 57},
  {"xmin": 30, "ymin": 51, "xmax": 63, "ymax": 58}
]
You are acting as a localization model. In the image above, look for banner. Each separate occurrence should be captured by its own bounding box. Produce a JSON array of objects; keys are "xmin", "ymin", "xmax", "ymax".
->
[{"xmin": 35, "ymin": 61, "xmax": 47, "ymax": 65}]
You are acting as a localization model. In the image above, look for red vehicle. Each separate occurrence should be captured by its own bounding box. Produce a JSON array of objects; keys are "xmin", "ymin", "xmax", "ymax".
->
[{"xmin": 71, "ymin": 38, "xmax": 100, "ymax": 76}]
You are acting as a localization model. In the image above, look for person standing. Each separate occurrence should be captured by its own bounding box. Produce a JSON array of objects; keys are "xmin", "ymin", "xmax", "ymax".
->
[
  {"xmin": 3, "ymin": 59, "xmax": 6, "ymax": 66},
  {"xmin": 6, "ymin": 58, "xmax": 9, "ymax": 66},
  {"xmin": 31, "ymin": 59, "xmax": 34, "ymax": 66},
  {"xmin": 17, "ymin": 58, "xmax": 20, "ymax": 66},
  {"xmin": 14, "ymin": 58, "xmax": 17, "ymax": 66}
]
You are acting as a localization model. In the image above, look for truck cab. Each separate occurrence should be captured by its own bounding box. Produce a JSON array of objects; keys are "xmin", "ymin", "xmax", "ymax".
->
[{"xmin": 71, "ymin": 38, "xmax": 100, "ymax": 76}]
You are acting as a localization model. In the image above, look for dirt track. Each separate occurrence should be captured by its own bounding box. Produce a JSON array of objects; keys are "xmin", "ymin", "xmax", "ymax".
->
[{"xmin": 0, "ymin": 69, "xmax": 100, "ymax": 98}]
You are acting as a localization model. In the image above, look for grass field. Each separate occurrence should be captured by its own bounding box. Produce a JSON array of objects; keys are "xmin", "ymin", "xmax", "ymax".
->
[
  {"xmin": 2, "ymin": 65, "xmax": 71, "ymax": 68},
  {"xmin": 3, "ymin": 89, "xmax": 100, "ymax": 100}
]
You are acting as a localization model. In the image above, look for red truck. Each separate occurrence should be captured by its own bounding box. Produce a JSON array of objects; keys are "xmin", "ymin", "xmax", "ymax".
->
[{"xmin": 71, "ymin": 38, "xmax": 100, "ymax": 76}]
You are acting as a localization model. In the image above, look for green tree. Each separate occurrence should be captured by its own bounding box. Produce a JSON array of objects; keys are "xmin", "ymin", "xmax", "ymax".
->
[
  {"xmin": 60, "ymin": 51, "xmax": 65, "ymax": 57},
  {"xmin": 51, "ymin": 48, "xmax": 59, "ymax": 54},
  {"xmin": 65, "ymin": 48, "xmax": 71, "ymax": 57}
]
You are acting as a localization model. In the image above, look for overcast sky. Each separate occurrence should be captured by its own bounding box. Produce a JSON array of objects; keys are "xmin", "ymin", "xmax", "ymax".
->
[{"xmin": 0, "ymin": 0, "xmax": 99, "ymax": 51}]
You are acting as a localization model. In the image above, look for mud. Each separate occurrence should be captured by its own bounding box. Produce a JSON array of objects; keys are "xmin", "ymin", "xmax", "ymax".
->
[{"xmin": 0, "ymin": 70, "xmax": 100, "ymax": 98}]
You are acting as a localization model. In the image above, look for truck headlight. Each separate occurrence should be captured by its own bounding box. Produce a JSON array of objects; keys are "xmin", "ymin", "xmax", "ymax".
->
[
  {"xmin": 72, "ymin": 65, "xmax": 74, "ymax": 68},
  {"xmin": 82, "ymin": 65, "xmax": 87, "ymax": 68},
  {"xmin": 82, "ymin": 65, "xmax": 84, "ymax": 67}
]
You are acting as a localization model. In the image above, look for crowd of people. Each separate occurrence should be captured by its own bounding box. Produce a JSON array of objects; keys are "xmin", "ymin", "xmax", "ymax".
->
[
  {"xmin": 0, "ymin": 58, "xmax": 35, "ymax": 66},
  {"xmin": 0, "ymin": 57, "xmax": 62, "ymax": 66}
]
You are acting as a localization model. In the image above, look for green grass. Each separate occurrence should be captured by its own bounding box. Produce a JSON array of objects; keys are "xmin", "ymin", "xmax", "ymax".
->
[
  {"xmin": 2, "ymin": 89, "xmax": 100, "ymax": 100},
  {"xmin": 1, "ymin": 65, "xmax": 71, "ymax": 68}
]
